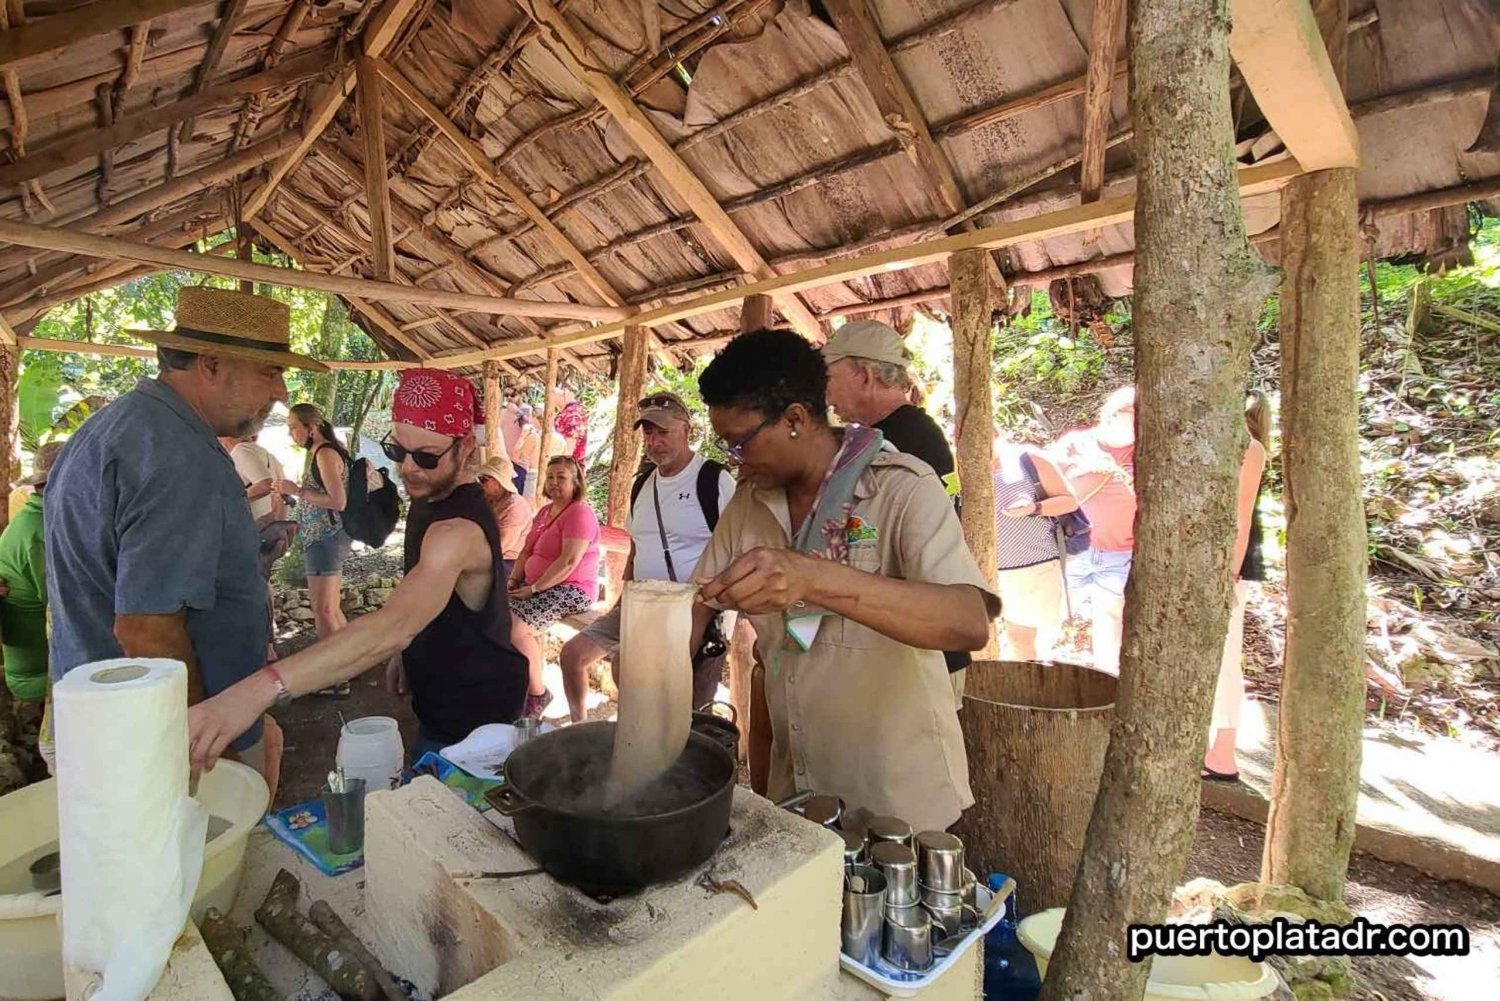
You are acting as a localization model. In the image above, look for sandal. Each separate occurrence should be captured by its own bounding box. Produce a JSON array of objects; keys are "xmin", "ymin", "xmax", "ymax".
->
[{"xmin": 1200, "ymin": 767, "xmax": 1240, "ymax": 782}]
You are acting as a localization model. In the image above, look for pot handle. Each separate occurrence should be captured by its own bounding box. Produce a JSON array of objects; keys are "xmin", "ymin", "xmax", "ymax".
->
[
  {"xmin": 484, "ymin": 781, "xmax": 533, "ymax": 817},
  {"xmin": 696, "ymin": 699, "xmax": 738, "ymax": 725}
]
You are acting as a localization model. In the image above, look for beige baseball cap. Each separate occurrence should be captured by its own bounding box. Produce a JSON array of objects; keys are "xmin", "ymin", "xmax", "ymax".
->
[{"xmin": 820, "ymin": 319, "xmax": 912, "ymax": 370}]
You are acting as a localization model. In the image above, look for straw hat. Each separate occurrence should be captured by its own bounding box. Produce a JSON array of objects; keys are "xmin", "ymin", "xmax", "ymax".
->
[
  {"xmin": 473, "ymin": 455, "xmax": 519, "ymax": 494},
  {"xmin": 135, "ymin": 286, "xmax": 328, "ymax": 372}
]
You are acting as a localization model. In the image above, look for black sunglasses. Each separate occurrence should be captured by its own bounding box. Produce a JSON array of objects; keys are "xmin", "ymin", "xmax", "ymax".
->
[{"xmin": 381, "ymin": 435, "xmax": 459, "ymax": 470}]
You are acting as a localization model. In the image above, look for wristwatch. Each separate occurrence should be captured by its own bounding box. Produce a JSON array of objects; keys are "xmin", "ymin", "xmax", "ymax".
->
[{"xmin": 264, "ymin": 665, "xmax": 294, "ymax": 708}]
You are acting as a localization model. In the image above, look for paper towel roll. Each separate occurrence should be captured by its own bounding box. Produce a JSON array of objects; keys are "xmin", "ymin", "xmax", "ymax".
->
[{"xmin": 55, "ymin": 658, "xmax": 208, "ymax": 1001}]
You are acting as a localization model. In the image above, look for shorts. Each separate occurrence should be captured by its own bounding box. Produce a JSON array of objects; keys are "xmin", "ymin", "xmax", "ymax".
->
[
  {"xmin": 511, "ymin": 584, "xmax": 593, "ymax": 630},
  {"xmin": 583, "ymin": 601, "xmax": 730, "ymax": 710},
  {"xmin": 1064, "ymin": 547, "xmax": 1133, "ymax": 600},
  {"xmin": 580, "ymin": 602, "xmax": 624, "ymax": 655},
  {"xmin": 996, "ymin": 559, "xmax": 1066, "ymax": 630},
  {"xmin": 304, "ymin": 530, "xmax": 353, "ymax": 577}
]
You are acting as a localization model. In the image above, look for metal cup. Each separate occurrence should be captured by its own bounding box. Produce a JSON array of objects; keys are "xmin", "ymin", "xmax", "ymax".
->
[
  {"xmin": 915, "ymin": 831, "xmax": 964, "ymax": 892},
  {"xmin": 866, "ymin": 815, "xmax": 913, "ymax": 849},
  {"xmin": 512, "ymin": 717, "xmax": 541, "ymax": 749},
  {"xmin": 869, "ymin": 841, "xmax": 919, "ymax": 907},
  {"xmin": 322, "ymin": 777, "xmax": 367, "ymax": 856},
  {"xmin": 882, "ymin": 904, "xmax": 934, "ymax": 972},
  {"xmin": 840, "ymin": 828, "xmax": 867, "ymax": 868},
  {"xmin": 960, "ymin": 867, "xmax": 978, "ymax": 910},
  {"xmin": 803, "ymin": 794, "xmax": 843, "ymax": 829},
  {"xmin": 841, "ymin": 865, "xmax": 886, "ymax": 965}
]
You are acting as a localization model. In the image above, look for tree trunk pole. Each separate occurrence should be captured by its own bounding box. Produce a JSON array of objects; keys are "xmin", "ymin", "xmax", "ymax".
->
[
  {"xmin": 1263, "ymin": 0, "xmax": 1366, "ymax": 903},
  {"xmin": 739, "ymin": 293, "xmax": 774, "ymax": 332},
  {"xmin": 482, "ymin": 360, "xmax": 503, "ymax": 462},
  {"xmin": 949, "ymin": 247, "xmax": 998, "ymax": 657},
  {"xmin": 605, "ymin": 326, "xmax": 649, "ymax": 528},
  {"xmin": 533, "ymin": 349, "xmax": 559, "ymax": 506},
  {"xmin": 1037, "ymin": 0, "xmax": 1275, "ymax": 996},
  {"xmin": 0, "ymin": 344, "xmax": 14, "ymax": 532}
]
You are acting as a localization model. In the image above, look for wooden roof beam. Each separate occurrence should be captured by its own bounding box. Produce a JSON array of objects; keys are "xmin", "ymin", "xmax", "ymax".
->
[
  {"xmin": 355, "ymin": 55, "xmax": 394, "ymax": 281},
  {"xmin": 0, "ymin": 216, "xmax": 632, "ymax": 321},
  {"xmin": 520, "ymin": 0, "xmax": 823, "ymax": 340},
  {"xmin": 180, "ymin": 0, "xmax": 249, "ymax": 142},
  {"xmin": 1228, "ymin": 0, "xmax": 1359, "ymax": 170},
  {"xmin": 243, "ymin": 0, "xmax": 426, "ymax": 221},
  {"xmin": 1079, "ymin": 0, "xmax": 1126, "ymax": 205},
  {"xmin": 0, "ymin": 0, "xmax": 209, "ymax": 70},
  {"xmin": 0, "ymin": 46, "xmax": 332, "ymax": 189},
  {"xmin": 424, "ymin": 158, "xmax": 1304, "ymax": 367}
]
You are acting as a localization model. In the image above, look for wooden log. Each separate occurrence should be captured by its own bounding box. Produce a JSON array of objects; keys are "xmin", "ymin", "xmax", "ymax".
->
[
  {"xmin": 180, "ymin": 0, "xmax": 249, "ymax": 141},
  {"xmin": 533, "ymin": 348, "xmax": 559, "ymax": 506},
  {"xmin": 933, "ymin": 62, "xmax": 1125, "ymax": 141},
  {"xmin": 0, "ymin": 216, "xmax": 632, "ymax": 321},
  {"xmin": 200, "ymin": 908, "xmax": 278, "ymax": 1001},
  {"xmin": 886, "ymin": 0, "xmax": 1022, "ymax": 55},
  {"xmin": 605, "ymin": 325, "xmax": 649, "ymax": 529},
  {"xmin": 1080, "ymin": 0, "xmax": 1126, "ymax": 204},
  {"xmin": 356, "ymin": 55, "xmax": 394, "ymax": 281},
  {"xmin": 254, "ymin": 868, "xmax": 378, "ymax": 1001},
  {"xmin": 482, "ymin": 360, "xmax": 503, "ymax": 460},
  {"xmin": 953, "ymin": 661, "xmax": 1117, "ymax": 913},
  {"xmin": 0, "ymin": 0, "xmax": 209, "ymax": 70},
  {"xmin": 948, "ymin": 247, "xmax": 997, "ymax": 657},
  {"xmin": 738, "ymin": 293, "xmax": 773, "ymax": 331},
  {"xmin": 0, "ymin": 342, "xmax": 14, "ymax": 530},
  {"xmin": 307, "ymin": 900, "xmax": 405, "ymax": 1001}
]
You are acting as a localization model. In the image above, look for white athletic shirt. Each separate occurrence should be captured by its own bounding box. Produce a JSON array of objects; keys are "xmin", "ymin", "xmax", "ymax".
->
[{"xmin": 629, "ymin": 453, "xmax": 736, "ymax": 582}]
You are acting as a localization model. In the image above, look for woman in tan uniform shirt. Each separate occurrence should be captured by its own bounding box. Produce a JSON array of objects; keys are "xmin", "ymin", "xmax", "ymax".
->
[{"xmin": 691, "ymin": 329, "xmax": 999, "ymax": 833}]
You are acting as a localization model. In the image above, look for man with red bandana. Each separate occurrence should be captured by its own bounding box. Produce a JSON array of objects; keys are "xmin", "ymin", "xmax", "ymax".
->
[{"xmin": 187, "ymin": 369, "xmax": 531, "ymax": 771}]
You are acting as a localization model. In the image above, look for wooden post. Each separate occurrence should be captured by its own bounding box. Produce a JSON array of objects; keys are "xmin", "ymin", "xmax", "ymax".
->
[
  {"xmin": 1036, "ymin": 0, "xmax": 1277, "ymax": 993},
  {"xmin": 481, "ymin": 360, "xmax": 503, "ymax": 461},
  {"xmin": 236, "ymin": 221, "xmax": 254, "ymax": 295},
  {"xmin": 1262, "ymin": 0, "xmax": 1366, "ymax": 904},
  {"xmin": 605, "ymin": 326, "xmax": 649, "ymax": 529},
  {"xmin": 0, "ymin": 344, "xmax": 15, "ymax": 532},
  {"xmin": 949, "ymin": 247, "xmax": 998, "ymax": 657},
  {"xmin": 532, "ymin": 349, "xmax": 559, "ymax": 506},
  {"xmin": 738, "ymin": 293, "xmax": 773, "ymax": 333},
  {"xmin": 355, "ymin": 54, "xmax": 394, "ymax": 282}
]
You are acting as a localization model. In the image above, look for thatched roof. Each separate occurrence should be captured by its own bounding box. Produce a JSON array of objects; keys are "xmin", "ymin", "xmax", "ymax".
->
[{"xmin": 0, "ymin": 0, "xmax": 1495, "ymax": 377}]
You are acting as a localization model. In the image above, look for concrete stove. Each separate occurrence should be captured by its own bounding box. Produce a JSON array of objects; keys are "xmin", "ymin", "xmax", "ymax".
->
[{"xmin": 363, "ymin": 777, "xmax": 980, "ymax": 999}]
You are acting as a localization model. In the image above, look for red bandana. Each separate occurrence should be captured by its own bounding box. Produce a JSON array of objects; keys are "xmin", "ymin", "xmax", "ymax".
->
[{"xmin": 393, "ymin": 369, "xmax": 477, "ymax": 437}]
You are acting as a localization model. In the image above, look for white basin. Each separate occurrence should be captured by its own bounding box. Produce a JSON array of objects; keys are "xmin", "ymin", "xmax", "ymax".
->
[{"xmin": 0, "ymin": 761, "xmax": 268, "ymax": 1000}]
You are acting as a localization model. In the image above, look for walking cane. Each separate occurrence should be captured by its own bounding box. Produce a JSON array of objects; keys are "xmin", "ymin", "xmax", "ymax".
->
[{"xmin": 1055, "ymin": 523, "xmax": 1075, "ymax": 621}]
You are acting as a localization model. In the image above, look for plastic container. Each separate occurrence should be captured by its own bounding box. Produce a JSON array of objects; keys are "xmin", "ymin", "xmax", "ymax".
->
[
  {"xmin": 336, "ymin": 715, "xmax": 404, "ymax": 792},
  {"xmin": 0, "ymin": 760, "xmax": 268, "ymax": 1000},
  {"xmin": 1017, "ymin": 908, "xmax": 1280, "ymax": 1000}
]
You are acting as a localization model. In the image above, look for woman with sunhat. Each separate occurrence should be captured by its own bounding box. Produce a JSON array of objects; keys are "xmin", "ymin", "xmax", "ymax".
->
[{"xmin": 474, "ymin": 454, "xmax": 532, "ymax": 579}]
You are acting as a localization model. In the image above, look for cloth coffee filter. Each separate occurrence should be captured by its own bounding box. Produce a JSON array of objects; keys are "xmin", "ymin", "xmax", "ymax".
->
[{"xmin": 54, "ymin": 659, "xmax": 208, "ymax": 1001}]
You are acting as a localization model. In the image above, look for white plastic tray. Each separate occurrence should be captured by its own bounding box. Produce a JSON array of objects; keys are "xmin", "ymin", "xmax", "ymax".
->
[
  {"xmin": 839, "ymin": 884, "xmax": 1010, "ymax": 998},
  {"xmin": 440, "ymin": 721, "xmax": 556, "ymax": 779}
]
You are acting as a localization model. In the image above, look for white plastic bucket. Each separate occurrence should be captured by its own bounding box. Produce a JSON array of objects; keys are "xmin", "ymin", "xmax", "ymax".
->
[
  {"xmin": 336, "ymin": 716, "xmax": 404, "ymax": 792},
  {"xmin": 1017, "ymin": 908, "xmax": 1280, "ymax": 1000}
]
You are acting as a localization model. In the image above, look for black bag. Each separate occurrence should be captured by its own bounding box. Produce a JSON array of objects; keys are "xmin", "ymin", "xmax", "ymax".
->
[
  {"xmin": 1019, "ymin": 452, "xmax": 1092, "ymax": 556},
  {"xmin": 340, "ymin": 457, "xmax": 403, "ymax": 547}
]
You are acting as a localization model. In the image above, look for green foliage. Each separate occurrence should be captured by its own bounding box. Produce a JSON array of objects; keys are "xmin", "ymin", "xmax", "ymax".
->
[
  {"xmin": 642, "ymin": 357, "xmax": 729, "ymax": 467},
  {"xmin": 990, "ymin": 289, "xmax": 1114, "ymax": 436}
]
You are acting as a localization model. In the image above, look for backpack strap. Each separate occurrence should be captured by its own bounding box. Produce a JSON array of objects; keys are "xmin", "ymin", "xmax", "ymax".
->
[
  {"xmin": 629, "ymin": 468, "xmax": 652, "ymax": 511},
  {"xmin": 696, "ymin": 459, "xmax": 724, "ymax": 531}
]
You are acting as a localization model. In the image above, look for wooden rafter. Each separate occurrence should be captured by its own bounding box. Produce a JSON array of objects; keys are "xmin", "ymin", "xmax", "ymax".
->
[
  {"xmin": 243, "ymin": 0, "xmax": 425, "ymax": 220},
  {"xmin": 355, "ymin": 55, "xmax": 394, "ymax": 281},
  {"xmin": 1228, "ymin": 0, "xmax": 1359, "ymax": 170},
  {"xmin": 520, "ymin": 0, "xmax": 823, "ymax": 339},
  {"xmin": 0, "ymin": 0, "xmax": 208, "ymax": 70},
  {"xmin": 426, "ymin": 158, "xmax": 1304, "ymax": 368},
  {"xmin": 0, "ymin": 47, "xmax": 332, "ymax": 189},
  {"xmin": 113, "ymin": 21, "xmax": 151, "ymax": 117},
  {"xmin": 0, "ymin": 216, "xmax": 632, "ymax": 321},
  {"xmin": 1079, "ymin": 0, "xmax": 1126, "ymax": 204},
  {"xmin": 180, "ymin": 0, "xmax": 248, "ymax": 142}
]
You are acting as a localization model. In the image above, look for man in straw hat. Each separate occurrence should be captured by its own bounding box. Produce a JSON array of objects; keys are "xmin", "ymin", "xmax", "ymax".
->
[
  {"xmin": 44, "ymin": 287, "xmax": 325, "ymax": 790},
  {"xmin": 186, "ymin": 367, "xmax": 532, "ymax": 772}
]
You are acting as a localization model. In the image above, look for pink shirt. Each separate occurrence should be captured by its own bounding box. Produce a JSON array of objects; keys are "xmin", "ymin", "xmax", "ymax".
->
[
  {"xmin": 1054, "ymin": 433, "xmax": 1136, "ymax": 552},
  {"xmin": 522, "ymin": 500, "xmax": 600, "ymax": 597}
]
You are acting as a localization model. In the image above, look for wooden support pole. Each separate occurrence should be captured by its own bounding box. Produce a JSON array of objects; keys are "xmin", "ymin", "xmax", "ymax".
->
[
  {"xmin": 1080, "ymin": 0, "xmax": 1127, "ymax": 204},
  {"xmin": 0, "ymin": 217, "xmax": 631, "ymax": 321},
  {"xmin": 355, "ymin": 55, "xmax": 394, "ymax": 282},
  {"xmin": 0, "ymin": 342, "xmax": 14, "ymax": 531},
  {"xmin": 533, "ymin": 349, "xmax": 559, "ymax": 506},
  {"xmin": 1262, "ymin": 0, "xmax": 1365, "ymax": 905},
  {"xmin": 605, "ymin": 326, "xmax": 649, "ymax": 529},
  {"xmin": 482, "ymin": 360, "xmax": 503, "ymax": 461},
  {"xmin": 948, "ymin": 248, "xmax": 997, "ymax": 658},
  {"xmin": 738, "ymin": 293, "xmax": 774, "ymax": 332}
]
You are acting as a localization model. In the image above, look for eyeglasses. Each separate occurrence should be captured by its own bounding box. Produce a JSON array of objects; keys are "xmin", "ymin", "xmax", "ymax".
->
[
  {"xmin": 381, "ymin": 435, "xmax": 459, "ymax": 470},
  {"xmin": 719, "ymin": 414, "xmax": 781, "ymax": 465}
]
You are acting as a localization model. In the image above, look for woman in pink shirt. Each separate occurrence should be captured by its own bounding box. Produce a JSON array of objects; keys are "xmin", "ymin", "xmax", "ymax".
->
[{"xmin": 508, "ymin": 455, "xmax": 601, "ymax": 718}]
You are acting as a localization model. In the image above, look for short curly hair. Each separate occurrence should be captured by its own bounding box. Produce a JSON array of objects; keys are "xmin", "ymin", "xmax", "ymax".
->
[{"xmin": 698, "ymin": 328, "xmax": 829, "ymax": 424}]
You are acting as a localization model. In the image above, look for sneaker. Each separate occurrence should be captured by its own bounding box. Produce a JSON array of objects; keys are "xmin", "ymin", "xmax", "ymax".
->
[{"xmin": 522, "ymin": 689, "xmax": 553, "ymax": 720}]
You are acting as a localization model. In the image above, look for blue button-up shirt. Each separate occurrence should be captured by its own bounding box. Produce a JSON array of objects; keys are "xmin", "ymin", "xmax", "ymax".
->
[{"xmin": 45, "ymin": 377, "xmax": 268, "ymax": 748}]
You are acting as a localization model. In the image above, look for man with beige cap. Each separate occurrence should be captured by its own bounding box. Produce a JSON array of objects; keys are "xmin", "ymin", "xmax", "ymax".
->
[
  {"xmin": 44, "ymin": 287, "xmax": 325, "ymax": 791},
  {"xmin": 821, "ymin": 320, "xmax": 971, "ymax": 698}
]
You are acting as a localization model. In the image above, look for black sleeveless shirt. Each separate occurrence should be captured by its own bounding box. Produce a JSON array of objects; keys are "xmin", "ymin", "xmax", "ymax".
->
[{"xmin": 402, "ymin": 482, "xmax": 529, "ymax": 743}]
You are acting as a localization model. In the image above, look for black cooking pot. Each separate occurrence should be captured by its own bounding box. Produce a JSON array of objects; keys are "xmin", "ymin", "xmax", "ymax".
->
[
  {"xmin": 485, "ymin": 721, "xmax": 736, "ymax": 895},
  {"xmin": 690, "ymin": 700, "xmax": 740, "ymax": 759}
]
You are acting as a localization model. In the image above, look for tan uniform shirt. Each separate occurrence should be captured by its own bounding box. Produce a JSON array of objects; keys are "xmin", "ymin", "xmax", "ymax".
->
[{"xmin": 694, "ymin": 451, "xmax": 997, "ymax": 832}]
